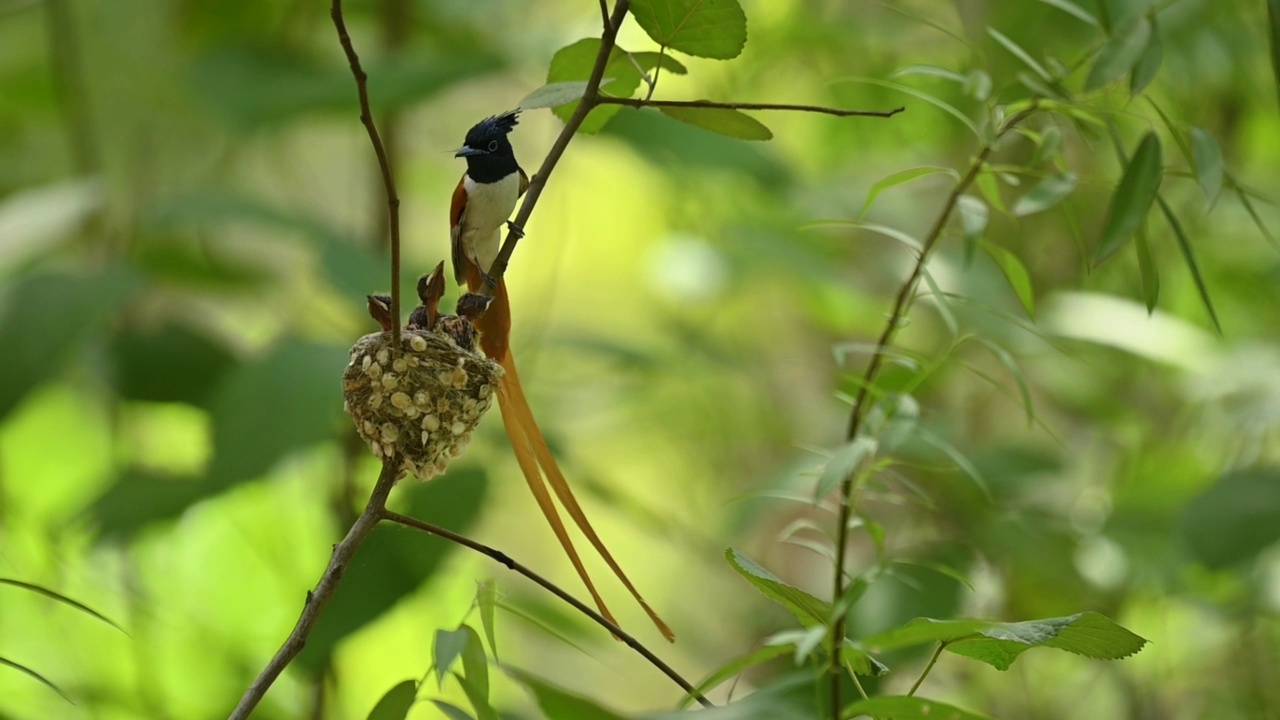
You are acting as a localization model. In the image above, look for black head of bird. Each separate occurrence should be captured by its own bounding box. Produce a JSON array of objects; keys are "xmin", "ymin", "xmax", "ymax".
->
[
  {"xmin": 455, "ymin": 110, "xmax": 520, "ymax": 183},
  {"xmin": 366, "ymin": 294, "xmax": 394, "ymax": 332}
]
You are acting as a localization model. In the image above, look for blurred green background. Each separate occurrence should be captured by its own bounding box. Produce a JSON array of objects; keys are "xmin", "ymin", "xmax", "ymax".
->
[{"xmin": 2, "ymin": 0, "xmax": 1279, "ymax": 718}]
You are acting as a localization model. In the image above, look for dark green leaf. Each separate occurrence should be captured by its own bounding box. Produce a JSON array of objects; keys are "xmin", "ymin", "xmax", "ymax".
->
[
  {"xmin": 860, "ymin": 166, "xmax": 959, "ymax": 219},
  {"xmin": 0, "ymin": 579, "xmax": 126, "ymax": 634},
  {"xmin": 507, "ymin": 666, "xmax": 629, "ymax": 720},
  {"xmin": 980, "ymin": 242, "xmax": 1035, "ymax": 318},
  {"xmin": 657, "ymin": 105, "xmax": 772, "ymax": 140},
  {"xmin": 1129, "ymin": 16, "xmax": 1162, "ymax": 94},
  {"xmin": 1155, "ymin": 195, "xmax": 1221, "ymax": 333},
  {"xmin": 1012, "ymin": 171, "xmax": 1078, "ymax": 216},
  {"xmin": 108, "ymin": 324, "xmax": 237, "ymax": 408},
  {"xmin": 476, "ymin": 580, "xmax": 499, "ymax": 661},
  {"xmin": 628, "ymin": 0, "xmax": 748, "ymax": 59},
  {"xmin": 433, "ymin": 628, "xmax": 469, "ymax": 690},
  {"xmin": 842, "ymin": 639, "xmax": 891, "ymax": 677},
  {"xmin": 1269, "ymin": 0, "xmax": 1280, "ymax": 108},
  {"xmin": 455, "ymin": 671, "xmax": 499, "ymax": 720},
  {"xmin": 677, "ymin": 644, "xmax": 792, "ymax": 709},
  {"xmin": 628, "ymin": 51, "xmax": 689, "ymax": 76},
  {"xmin": 429, "ymin": 701, "xmax": 476, "ymax": 720},
  {"xmin": 1133, "ymin": 223, "xmax": 1159, "ymax": 311},
  {"xmin": 366, "ymin": 679, "xmax": 416, "ymax": 720},
  {"xmin": 603, "ymin": 108, "xmax": 790, "ymax": 188},
  {"xmin": 205, "ymin": 339, "xmax": 348, "ymax": 488},
  {"xmin": 0, "ymin": 656, "xmax": 72, "ymax": 703},
  {"xmin": 815, "ymin": 437, "xmax": 878, "ymax": 500},
  {"xmin": 85, "ymin": 469, "xmax": 220, "ymax": 540},
  {"xmin": 297, "ymin": 469, "xmax": 488, "ymax": 672},
  {"xmin": 1085, "ymin": 16, "xmax": 1153, "ymax": 91},
  {"xmin": 843, "ymin": 696, "xmax": 993, "ymax": 720},
  {"xmin": 459, "ymin": 625, "xmax": 489, "ymax": 702},
  {"xmin": 1190, "ymin": 128, "xmax": 1224, "ymax": 205},
  {"xmin": 0, "ymin": 267, "xmax": 139, "ymax": 421},
  {"xmin": 725, "ymin": 548, "xmax": 831, "ymax": 625},
  {"xmin": 1094, "ymin": 132, "xmax": 1162, "ymax": 265},
  {"xmin": 1181, "ymin": 467, "xmax": 1280, "ymax": 568}
]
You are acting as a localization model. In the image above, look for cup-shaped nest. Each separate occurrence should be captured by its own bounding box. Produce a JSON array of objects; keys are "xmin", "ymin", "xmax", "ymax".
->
[{"xmin": 342, "ymin": 329, "xmax": 503, "ymax": 480}]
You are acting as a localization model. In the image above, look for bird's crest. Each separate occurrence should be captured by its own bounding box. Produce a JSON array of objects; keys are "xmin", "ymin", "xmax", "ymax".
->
[{"xmin": 466, "ymin": 110, "xmax": 520, "ymax": 143}]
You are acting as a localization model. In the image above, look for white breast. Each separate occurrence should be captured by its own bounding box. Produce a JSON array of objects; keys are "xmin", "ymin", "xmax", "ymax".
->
[{"xmin": 460, "ymin": 173, "xmax": 521, "ymax": 275}]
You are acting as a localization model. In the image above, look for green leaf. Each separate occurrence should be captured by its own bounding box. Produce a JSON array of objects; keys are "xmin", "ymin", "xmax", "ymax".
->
[
  {"xmin": 957, "ymin": 195, "xmax": 988, "ymax": 264},
  {"xmin": 519, "ymin": 81, "xmax": 596, "ymax": 110},
  {"xmin": 1133, "ymin": 223, "xmax": 1159, "ymax": 311},
  {"xmin": 677, "ymin": 644, "xmax": 792, "ymax": 709},
  {"xmin": 0, "ymin": 579, "xmax": 126, "ymax": 634},
  {"xmin": 976, "ymin": 171, "xmax": 1009, "ymax": 216},
  {"xmin": 658, "ymin": 105, "xmax": 772, "ymax": 141},
  {"xmin": 434, "ymin": 628, "xmax": 469, "ymax": 690},
  {"xmin": 1129, "ymin": 16, "xmax": 1162, "ymax": 94},
  {"xmin": 1189, "ymin": 128, "xmax": 1224, "ymax": 205},
  {"xmin": 1085, "ymin": 16, "xmax": 1153, "ymax": 91},
  {"xmin": 429, "ymin": 701, "xmax": 476, "ymax": 720},
  {"xmin": 545, "ymin": 39, "xmax": 640, "ymax": 134},
  {"xmin": 1181, "ymin": 467, "xmax": 1280, "ymax": 568},
  {"xmin": 975, "ymin": 339, "xmax": 1035, "ymax": 425},
  {"xmin": 108, "ymin": 324, "xmax": 237, "ymax": 408},
  {"xmin": 459, "ymin": 625, "xmax": 489, "ymax": 702},
  {"xmin": 0, "ymin": 656, "xmax": 72, "ymax": 703},
  {"xmin": 860, "ymin": 166, "xmax": 959, "ymax": 219},
  {"xmin": 1269, "ymin": 0, "xmax": 1280, "ymax": 107},
  {"xmin": 628, "ymin": 0, "xmax": 748, "ymax": 60},
  {"xmin": 1036, "ymin": 0, "xmax": 1099, "ymax": 26},
  {"xmin": 0, "ymin": 267, "xmax": 139, "ymax": 422},
  {"xmin": 507, "ymin": 667, "xmax": 630, "ymax": 720},
  {"xmin": 860, "ymin": 612, "xmax": 1147, "ymax": 671},
  {"xmin": 725, "ymin": 548, "xmax": 831, "ymax": 625},
  {"xmin": 1094, "ymin": 132, "xmax": 1162, "ymax": 265},
  {"xmin": 980, "ymin": 241, "xmax": 1036, "ymax": 318},
  {"xmin": 843, "ymin": 696, "xmax": 993, "ymax": 720},
  {"xmin": 85, "ymin": 469, "xmax": 219, "ymax": 541},
  {"xmin": 476, "ymin": 580, "xmax": 499, "ymax": 661},
  {"xmin": 1234, "ymin": 180, "xmax": 1279, "ymax": 250},
  {"xmin": 815, "ymin": 437, "xmax": 878, "ymax": 500},
  {"xmin": 988, "ymin": 28, "xmax": 1052, "ymax": 82},
  {"xmin": 1031, "ymin": 126, "xmax": 1064, "ymax": 165},
  {"xmin": 367, "ymin": 679, "xmax": 416, "ymax": 720},
  {"xmin": 455, "ymin": 672, "xmax": 499, "ymax": 720},
  {"xmin": 205, "ymin": 339, "xmax": 348, "ymax": 488},
  {"xmin": 1155, "ymin": 195, "xmax": 1221, "ymax": 333},
  {"xmin": 1012, "ymin": 171, "xmax": 1078, "ymax": 216},
  {"xmin": 628, "ymin": 51, "xmax": 689, "ymax": 76},
  {"xmin": 839, "ymin": 78, "xmax": 980, "ymax": 137}
]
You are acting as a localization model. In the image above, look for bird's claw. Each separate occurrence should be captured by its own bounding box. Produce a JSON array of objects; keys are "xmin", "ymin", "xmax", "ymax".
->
[{"xmin": 506, "ymin": 220, "xmax": 525, "ymax": 239}]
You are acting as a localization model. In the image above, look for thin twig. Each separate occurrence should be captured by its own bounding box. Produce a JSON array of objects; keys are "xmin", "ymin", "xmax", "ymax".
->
[
  {"xmin": 480, "ymin": 0, "xmax": 632, "ymax": 295},
  {"xmin": 597, "ymin": 0, "xmax": 609, "ymax": 29},
  {"xmin": 379, "ymin": 509, "xmax": 714, "ymax": 708},
  {"xmin": 907, "ymin": 642, "xmax": 946, "ymax": 697},
  {"xmin": 228, "ymin": 462, "xmax": 399, "ymax": 720},
  {"xmin": 826, "ymin": 104, "xmax": 1039, "ymax": 719},
  {"xmin": 597, "ymin": 97, "xmax": 906, "ymax": 118},
  {"xmin": 331, "ymin": 0, "xmax": 402, "ymax": 339}
]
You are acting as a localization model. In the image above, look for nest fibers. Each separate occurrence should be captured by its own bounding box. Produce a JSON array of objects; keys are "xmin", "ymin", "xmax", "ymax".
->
[{"xmin": 342, "ymin": 329, "xmax": 503, "ymax": 480}]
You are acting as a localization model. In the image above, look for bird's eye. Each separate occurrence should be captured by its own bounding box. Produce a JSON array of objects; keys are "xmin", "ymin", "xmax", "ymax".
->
[{"xmin": 487, "ymin": 140, "xmax": 499, "ymax": 151}]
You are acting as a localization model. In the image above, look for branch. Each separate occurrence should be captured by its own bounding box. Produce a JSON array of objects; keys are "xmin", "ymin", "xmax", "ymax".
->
[
  {"xmin": 331, "ymin": 0, "xmax": 402, "ymax": 339},
  {"xmin": 228, "ymin": 462, "xmax": 399, "ymax": 720},
  {"xmin": 380, "ymin": 509, "xmax": 713, "ymax": 708},
  {"xmin": 480, "ymin": 0, "xmax": 632, "ymax": 295},
  {"xmin": 597, "ymin": 97, "xmax": 906, "ymax": 118},
  {"xmin": 826, "ymin": 104, "xmax": 1039, "ymax": 719}
]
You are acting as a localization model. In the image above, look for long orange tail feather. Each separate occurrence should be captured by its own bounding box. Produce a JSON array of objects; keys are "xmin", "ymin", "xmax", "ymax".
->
[{"xmin": 469, "ymin": 268, "xmax": 673, "ymax": 641}]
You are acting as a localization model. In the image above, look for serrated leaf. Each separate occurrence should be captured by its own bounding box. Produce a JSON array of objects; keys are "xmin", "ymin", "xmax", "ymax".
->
[
  {"xmin": 1094, "ymin": 132, "xmax": 1162, "ymax": 264},
  {"xmin": 108, "ymin": 324, "xmax": 237, "ymax": 408},
  {"xmin": 815, "ymin": 437, "xmax": 878, "ymax": 500},
  {"xmin": 628, "ymin": 0, "xmax": 748, "ymax": 60},
  {"xmin": 1086, "ymin": 16, "xmax": 1153, "ymax": 91},
  {"xmin": 507, "ymin": 667, "xmax": 629, "ymax": 720},
  {"xmin": 367, "ymin": 679, "xmax": 416, "ymax": 720},
  {"xmin": 1181, "ymin": 467, "xmax": 1280, "ymax": 568},
  {"xmin": 842, "ymin": 696, "xmax": 993, "ymax": 720},
  {"xmin": 0, "ymin": 656, "xmax": 72, "ymax": 703},
  {"xmin": 1155, "ymin": 195, "xmax": 1221, "ymax": 333},
  {"xmin": 980, "ymin": 241, "xmax": 1036, "ymax": 318},
  {"xmin": 860, "ymin": 166, "xmax": 959, "ymax": 219},
  {"xmin": 1012, "ymin": 171, "xmax": 1078, "ymax": 216},
  {"xmin": 957, "ymin": 195, "xmax": 988, "ymax": 264},
  {"xmin": 677, "ymin": 644, "xmax": 792, "ymax": 709},
  {"xmin": 725, "ymin": 548, "xmax": 831, "ymax": 625},
  {"xmin": 429, "ymin": 701, "xmax": 476, "ymax": 720},
  {"xmin": 988, "ymin": 28, "xmax": 1052, "ymax": 82},
  {"xmin": 0, "ymin": 579, "xmax": 126, "ymax": 634},
  {"xmin": 433, "ymin": 628, "xmax": 469, "ymax": 690},
  {"xmin": 476, "ymin": 580, "xmax": 499, "ymax": 661},
  {"xmin": 657, "ymin": 105, "xmax": 772, "ymax": 140},
  {"xmin": 1129, "ymin": 16, "xmax": 1162, "ymax": 94},
  {"xmin": 1133, "ymin": 223, "xmax": 1159, "ymax": 311},
  {"xmin": 1189, "ymin": 128, "xmax": 1223, "ymax": 206}
]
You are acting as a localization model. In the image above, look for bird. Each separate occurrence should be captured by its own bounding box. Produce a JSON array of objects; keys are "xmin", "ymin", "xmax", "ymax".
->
[
  {"xmin": 366, "ymin": 294, "xmax": 395, "ymax": 333},
  {"xmin": 451, "ymin": 110, "xmax": 674, "ymax": 641}
]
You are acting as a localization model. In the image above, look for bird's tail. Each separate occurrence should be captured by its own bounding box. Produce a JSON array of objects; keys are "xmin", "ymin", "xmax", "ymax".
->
[{"xmin": 474, "ymin": 273, "xmax": 674, "ymax": 641}]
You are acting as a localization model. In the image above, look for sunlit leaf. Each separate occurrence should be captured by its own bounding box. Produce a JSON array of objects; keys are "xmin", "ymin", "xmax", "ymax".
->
[
  {"xmin": 0, "ymin": 178, "xmax": 100, "ymax": 273},
  {"xmin": 658, "ymin": 105, "xmax": 772, "ymax": 141},
  {"xmin": 725, "ymin": 548, "xmax": 831, "ymax": 625},
  {"xmin": 860, "ymin": 166, "xmax": 959, "ymax": 219},
  {"xmin": 0, "ymin": 578, "xmax": 126, "ymax": 634},
  {"xmin": 988, "ymin": 28, "xmax": 1052, "ymax": 82},
  {"xmin": 842, "ymin": 696, "xmax": 992, "ymax": 720},
  {"xmin": 1190, "ymin": 128, "xmax": 1224, "ymax": 206},
  {"xmin": 0, "ymin": 656, "xmax": 72, "ymax": 704},
  {"xmin": 507, "ymin": 666, "xmax": 629, "ymax": 720},
  {"xmin": 1133, "ymin": 223, "xmax": 1159, "ymax": 312},
  {"xmin": 628, "ymin": 0, "xmax": 748, "ymax": 60},
  {"xmin": 890, "ymin": 64, "xmax": 968, "ymax": 84},
  {"xmin": 1181, "ymin": 467, "xmax": 1280, "ymax": 568},
  {"xmin": 980, "ymin": 241, "xmax": 1036, "ymax": 318},
  {"xmin": 1012, "ymin": 171, "xmax": 1077, "ymax": 216},
  {"xmin": 367, "ymin": 679, "xmax": 416, "ymax": 720},
  {"xmin": 976, "ymin": 171, "xmax": 1009, "ymax": 216},
  {"xmin": 1085, "ymin": 16, "xmax": 1153, "ymax": 91},
  {"xmin": 1094, "ymin": 132, "xmax": 1162, "ymax": 264},
  {"xmin": 1155, "ymin": 195, "xmax": 1221, "ymax": 333},
  {"xmin": 1129, "ymin": 16, "xmax": 1162, "ymax": 94}
]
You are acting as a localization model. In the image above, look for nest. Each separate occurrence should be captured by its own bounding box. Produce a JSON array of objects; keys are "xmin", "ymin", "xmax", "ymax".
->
[{"xmin": 342, "ymin": 328, "xmax": 503, "ymax": 480}]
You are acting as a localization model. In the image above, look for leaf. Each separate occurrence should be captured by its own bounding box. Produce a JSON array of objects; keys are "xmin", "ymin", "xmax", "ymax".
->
[
  {"xmin": 85, "ymin": 469, "xmax": 220, "ymax": 540},
  {"xmin": 0, "ymin": 267, "xmax": 139, "ymax": 422},
  {"xmin": 1155, "ymin": 195, "xmax": 1221, "ymax": 333},
  {"xmin": 433, "ymin": 628, "xmax": 469, "ymax": 690},
  {"xmin": 988, "ymin": 28, "xmax": 1052, "ymax": 82},
  {"xmin": 1085, "ymin": 16, "xmax": 1153, "ymax": 91},
  {"xmin": 1035, "ymin": 0, "xmax": 1099, "ymax": 26},
  {"xmin": 1094, "ymin": 132, "xmax": 1162, "ymax": 265},
  {"xmin": 976, "ymin": 171, "xmax": 1009, "ymax": 216},
  {"xmin": 842, "ymin": 696, "xmax": 993, "ymax": 720},
  {"xmin": 108, "ymin": 324, "xmax": 237, "ymax": 408},
  {"xmin": 657, "ymin": 105, "xmax": 772, "ymax": 140},
  {"xmin": 980, "ymin": 241, "xmax": 1036, "ymax": 318},
  {"xmin": 455, "ymin": 673, "xmax": 499, "ymax": 720},
  {"xmin": 860, "ymin": 612, "xmax": 1147, "ymax": 671},
  {"xmin": 628, "ymin": 0, "xmax": 748, "ymax": 60},
  {"xmin": 506, "ymin": 666, "xmax": 630, "ymax": 720},
  {"xmin": 367, "ymin": 679, "xmax": 416, "ymax": 720},
  {"xmin": 1012, "ymin": 171, "xmax": 1078, "ymax": 216},
  {"xmin": 839, "ymin": 78, "xmax": 980, "ymax": 137},
  {"xmin": 1129, "ymin": 16, "xmax": 1162, "ymax": 94},
  {"xmin": 1190, "ymin": 128, "xmax": 1224, "ymax": 205},
  {"xmin": 628, "ymin": 51, "xmax": 689, "ymax": 76},
  {"xmin": 725, "ymin": 548, "xmax": 831, "ymax": 625},
  {"xmin": 677, "ymin": 644, "xmax": 792, "ymax": 709},
  {"xmin": 0, "ymin": 579, "xmax": 126, "ymax": 634},
  {"xmin": 429, "ymin": 701, "xmax": 476, "ymax": 720},
  {"xmin": 975, "ymin": 339, "xmax": 1035, "ymax": 425},
  {"xmin": 1031, "ymin": 126, "xmax": 1063, "ymax": 165},
  {"xmin": 459, "ymin": 625, "xmax": 489, "ymax": 702},
  {"xmin": 957, "ymin": 195, "xmax": 988, "ymax": 264},
  {"xmin": 1270, "ymin": 0, "xmax": 1280, "ymax": 108},
  {"xmin": 860, "ymin": 166, "xmax": 959, "ymax": 219},
  {"xmin": 1235, "ymin": 180, "xmax": 1279, "ymax": 250},
  {"xmin": 519, "ymin": 81, "xmax": 596, "ymax": 110},
  {"xmin": 545, "ymin": 39, "xmax": 639, "ymax": 134},
  {"xmin": 0, "ymin": 178, "xmax": 100, "ymax": 273},
  {"xmin": 1133, "ymin": 223, "xmax": 1159, "ymax": 311},
  {"xmin": 815, "ymin": 437, "xmax": 878, "ymax": 500},
  {"xmin": 0, "ymin": 656, "xmax": 72, "ymax": 703},
  {"xmin": 476, "ymin": 580, "xmax": 499, "ymax": 661},
  {"xmin": 1181, "ymin": 467, "xmax": 1280, "ymax": 568}
]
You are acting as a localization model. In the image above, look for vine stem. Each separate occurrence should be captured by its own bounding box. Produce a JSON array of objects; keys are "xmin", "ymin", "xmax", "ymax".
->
[
  {"xmin": 596, "ymin": 97, "xmax": 905, "ymax": 118},
  {"xmin": 827, "ymin": 105, "xmax": 1039, "ymax": 719},
  {"xmin": 907, "ymin": 642, "xmax": 946, "ymax": 697}
]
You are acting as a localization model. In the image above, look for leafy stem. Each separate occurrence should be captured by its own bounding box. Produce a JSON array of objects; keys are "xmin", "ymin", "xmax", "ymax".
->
[{"xmin": 908, "ymin": 642, "xmax": 947, "ymax": 696}]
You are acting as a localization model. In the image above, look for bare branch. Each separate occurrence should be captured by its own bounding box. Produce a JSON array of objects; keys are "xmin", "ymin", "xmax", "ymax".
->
[{"xmin": 597, "ymin": 97, "xmax": 906, "ymax": 118}]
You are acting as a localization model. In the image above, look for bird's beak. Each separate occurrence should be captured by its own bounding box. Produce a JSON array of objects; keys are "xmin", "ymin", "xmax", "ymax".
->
[{"xmin": 454, "ymin": 145, "xmax": 483, "ymax": 158}]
